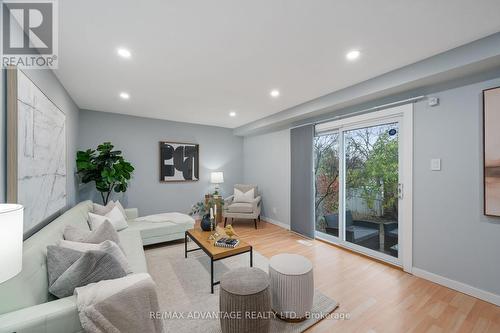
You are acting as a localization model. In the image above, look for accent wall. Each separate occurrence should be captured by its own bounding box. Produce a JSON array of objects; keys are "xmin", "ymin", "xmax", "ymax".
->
[{"xmin": 77, "ymin": 110, "xmax": 244, "ymax": 216}]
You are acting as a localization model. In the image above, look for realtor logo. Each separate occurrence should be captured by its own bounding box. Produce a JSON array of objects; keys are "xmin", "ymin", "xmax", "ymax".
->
[{"xmin": 1, "ymin": 0, "xmax": 58, "ymax": 68}]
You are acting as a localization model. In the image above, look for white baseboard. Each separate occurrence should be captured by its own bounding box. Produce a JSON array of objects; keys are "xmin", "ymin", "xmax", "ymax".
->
[
  {"xmin": 261, "ymin": 216, "xmax": 290, "ymax": 230},
  {"xmin": 412, "ymin": 267, "xmax": 500, "ymax": 306}
]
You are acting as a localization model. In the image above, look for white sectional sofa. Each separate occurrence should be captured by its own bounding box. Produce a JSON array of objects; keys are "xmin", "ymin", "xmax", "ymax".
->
[{"xmin": 0, "ymin": 200, "xmax": 194, "ymax": 333}]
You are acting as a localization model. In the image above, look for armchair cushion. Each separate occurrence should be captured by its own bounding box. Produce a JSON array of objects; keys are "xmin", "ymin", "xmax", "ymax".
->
[
  {"xmin": 234, "ymin": 184, "xmax": 258, "ymax": 197},
  {"xmin": 234, "ymin": 188, "xmax": 255, "ymax": 203},
  {"xmin": 227, "ymin": 203, "xmax": 254, "ymax": 214}
]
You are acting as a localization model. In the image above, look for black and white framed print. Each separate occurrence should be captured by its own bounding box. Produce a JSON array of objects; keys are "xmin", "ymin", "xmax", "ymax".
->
[{"xmin": 159, "ymin": 142, "xmax": 199, "ymax": 182}]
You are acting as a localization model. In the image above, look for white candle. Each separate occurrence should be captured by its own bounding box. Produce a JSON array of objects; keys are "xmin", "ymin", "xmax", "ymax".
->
[
  {"xmin": 214, "ymin": 204, "xmax": 217, "ymax": 216},
  {"xmin": 210, "ymin": 207, "xmax": 214, "ymax": 219}
]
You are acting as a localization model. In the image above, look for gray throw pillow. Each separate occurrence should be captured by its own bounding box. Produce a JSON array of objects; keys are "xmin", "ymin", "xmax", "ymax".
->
[
  {"xmin": 47, "ymin": 246, "xmax": 83, "ymax": 286},
  {"xmin": 63, "ymin": 220, "xmax": 123, "ymax": 250},
  {"xmin": 58, "ymin": 240, "xmax": 132, "ymax": 274},
  {"xmin": 49, "ymin": 250, "xmax": 128, "ymax": 298}
]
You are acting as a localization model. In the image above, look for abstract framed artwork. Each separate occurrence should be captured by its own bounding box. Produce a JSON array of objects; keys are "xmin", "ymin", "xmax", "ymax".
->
[
  {"xmin": 483, "ymin": 86, "xmax": 500, "ymax": 216},
  {"xmin": 159, "ymin": 141, "xmax": 199, "ymax": 182},
  {"xmin": 7, "ymin": 67, "xmax": 67, "ymax": 237}
]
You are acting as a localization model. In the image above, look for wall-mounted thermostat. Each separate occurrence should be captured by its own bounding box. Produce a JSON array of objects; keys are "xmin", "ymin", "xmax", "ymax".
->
[{"xmin": 428, "ymin": 97, "xmax": 439, "ymax": 107}]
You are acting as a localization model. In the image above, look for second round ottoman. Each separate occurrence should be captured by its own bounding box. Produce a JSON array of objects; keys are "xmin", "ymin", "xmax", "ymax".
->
[
  {"xmin": 219, "ymin": 267, "xmax": 271, "ymax": 333},
  {"xmin": 269, "ymin": 253, "xmax": 314, "ymax": 321}
]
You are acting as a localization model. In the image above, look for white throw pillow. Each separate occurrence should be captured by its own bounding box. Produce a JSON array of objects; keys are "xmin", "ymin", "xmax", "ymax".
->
[
  {"xmin": 233, "ymin": 188, "xmax": 254, "ymax": 203},
  {"xmin": 93, "ymin": 201, "xmax": 115, "ymax": 215},
  {"xmin": 113, "ymin": 200, "xmax": 127, "ymax": 219},
  {"xmin": 88, "ymin": 206, "xmax": 128, "ymax": 231}
]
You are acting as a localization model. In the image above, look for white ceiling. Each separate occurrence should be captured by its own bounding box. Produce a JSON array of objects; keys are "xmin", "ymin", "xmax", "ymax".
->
[{"xmin": 55, "ymin": 0, "xmax": 500, "ymax": 128}]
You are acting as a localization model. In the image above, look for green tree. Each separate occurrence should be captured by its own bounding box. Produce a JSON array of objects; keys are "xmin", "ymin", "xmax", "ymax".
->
[
  {"xmin": 76, "ymin": 142, "xmax": 135, "ymax": 205},
  {"xmin": 347, "ymin": 131, "xmax": 398, "ymax": 218},
  {"xmin": 314, "ymin": 134, "xmax": 340, "ymax": 226}
]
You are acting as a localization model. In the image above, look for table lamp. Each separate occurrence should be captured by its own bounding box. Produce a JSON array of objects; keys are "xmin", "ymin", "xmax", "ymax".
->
[
  {"xmin": 0, "ymin": 204, "xmax": 23, "ymax": 283},
  {"xmin": 210, "ymin": 171, "xmax": 224, "ymax": 195}
]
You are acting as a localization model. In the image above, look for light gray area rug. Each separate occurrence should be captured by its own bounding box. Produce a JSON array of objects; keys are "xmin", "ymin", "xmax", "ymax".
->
[{"xmin": 145, "ymin": 242, "xmax": 338, "ymax": 332}]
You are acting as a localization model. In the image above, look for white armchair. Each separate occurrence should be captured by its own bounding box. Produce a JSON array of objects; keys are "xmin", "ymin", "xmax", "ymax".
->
[{"xmin": 223, "ymin": 184, "xmax": 262, "ymax": 229}]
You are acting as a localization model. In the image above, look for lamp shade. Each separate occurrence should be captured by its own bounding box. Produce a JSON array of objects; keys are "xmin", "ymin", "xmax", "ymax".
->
[
  {"xmin": 0, "ymin": 204, "xmax": 23, "ymax": 283},
  {"xmin": 210, "ymin": 172, "xmax": 224, "ymax": 184}
]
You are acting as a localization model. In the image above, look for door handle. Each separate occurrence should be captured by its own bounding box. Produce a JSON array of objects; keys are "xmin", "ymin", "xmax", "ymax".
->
[{"xmin": 398, "ymin": 183, "xmax": 403, "ymax": 200}]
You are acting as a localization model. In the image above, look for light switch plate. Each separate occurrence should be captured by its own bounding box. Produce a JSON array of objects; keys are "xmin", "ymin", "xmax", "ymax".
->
[{"xmin": 431, "ymin": 158, "xmax": 441, "ymax": 171}]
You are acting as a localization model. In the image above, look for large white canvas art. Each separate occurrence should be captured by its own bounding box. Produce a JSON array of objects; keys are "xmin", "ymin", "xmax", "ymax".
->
[{"xmin": 17, "ymin": 70, "xmax": 67, "ymax": 234}]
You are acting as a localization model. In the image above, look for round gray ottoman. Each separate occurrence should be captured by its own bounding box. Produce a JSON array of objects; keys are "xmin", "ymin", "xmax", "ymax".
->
[
  {"xmin": 219, "ymin": 267, "xmax": 270, "ymax": 333},
  {"xmin": 269, "ymin": 253, "xmax": 314, "ymax": 322}
]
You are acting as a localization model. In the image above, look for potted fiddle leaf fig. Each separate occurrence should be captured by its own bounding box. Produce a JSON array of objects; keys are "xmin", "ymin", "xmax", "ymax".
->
[{"xmin": 76, "ymin": 142, "xmax": 135, "ymax": 205}]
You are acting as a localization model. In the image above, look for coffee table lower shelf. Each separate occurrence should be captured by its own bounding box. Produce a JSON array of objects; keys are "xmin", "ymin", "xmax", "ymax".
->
[{"xmin": 185, "ymin": 230, "xmax": 253, "ymax": 294}]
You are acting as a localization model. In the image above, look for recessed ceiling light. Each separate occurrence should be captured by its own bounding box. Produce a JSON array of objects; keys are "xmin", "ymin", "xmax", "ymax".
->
[
  {"xmin": 229, "ymin": 111, "xmax": 236, "ymax": 117},
  {"xmin": 119, "ymin": 92, "xmax": 130, "ymax": 99},
  {"xmin": 117, "ymin": 48, "xmax": 131, "ymax": 58},
  {"xmin": 270, "ymin": 89, "xmax": 280, "ymax": 98},
  {"xmin": 346, "ymin": 50, "xmax": 361, "ymax": 61}
]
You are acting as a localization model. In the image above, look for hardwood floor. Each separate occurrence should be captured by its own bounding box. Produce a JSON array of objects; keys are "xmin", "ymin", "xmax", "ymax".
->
[{"xmin": 221, "ymin": 219, "xmax": 500, "ymax": 333}]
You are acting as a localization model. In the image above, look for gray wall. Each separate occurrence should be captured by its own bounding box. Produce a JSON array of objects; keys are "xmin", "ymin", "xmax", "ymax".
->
[
  {"xmin": 78, "ymin": 110, "xmax": 244, "ymax": 215},
  {"xmin": 244, "ymin": 75, "xmax": 500, "ymax": 297},
  {"xmin": 243, "ymin": 129, "xmax": 290, "ymax": 225},
  {"xmin": 413, "ymin": 76, "xmax": 500, "ymax": 296},
  {"xmin": 0, "ymin": 70, "xmax": 5, "ymax": 203},
  {"xmin": 0, "ymin": 68, "xmax": 80, "ymax": 208}
]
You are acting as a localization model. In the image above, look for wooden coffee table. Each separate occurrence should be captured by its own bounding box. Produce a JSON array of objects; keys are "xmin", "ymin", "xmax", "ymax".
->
[{"xmin": 185, "ymin": 227, "xmax": 253, "ymax": 293}]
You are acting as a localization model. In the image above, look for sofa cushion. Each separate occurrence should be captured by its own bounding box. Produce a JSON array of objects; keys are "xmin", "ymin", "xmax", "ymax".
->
[
  {"xmin": 49, "ymin": 250, "xmax": 128, "ymax": 298},
  {"xmin": 88, "ymin": 206, "xmax": 128, "ymax": 231},
  {"xmin": 92, "ymin": 201, "xmax": 115, "ymax": 215},
  {"xmin": 113, "ymin": 200, "xmax": 128, "ymax": 219},
  {"xmin": 63, "ymin": 220, "xmax": 123, "ymax": 250},
  {"xmin": 58, "ymin": 240, "xmax": 132, "ymax": 274},
  {"xmin": 0, "ymin": 200, "xmax": 93, "ymax": 315},
  {"xmin": 118, "ymin": 230, "xmax": 148, "ymax": 274},
  {"xmin": 92, "ymin": 200, "xmax": 127, "ymax": 217},
  {"xmin": 47, "ymin": 246, "xmax": 83, "ymax": 287},
  {"xmin": 227, "ymin": 202, "xmax": 254, "ymax": 214},
  {"xmin": 127, "ymin": 220, "xmax": 189, "ymax": 239}
]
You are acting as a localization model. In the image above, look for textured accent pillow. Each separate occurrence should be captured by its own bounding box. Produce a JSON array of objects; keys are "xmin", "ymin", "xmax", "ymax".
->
[
  {"xmin": 93, "ymin": 201, "xmax": 115, "ymax": 216},
  {"xmin": 58, "ymin": 240, "xmax": 132, "ymax": 274},
  {"xmin": 113, "ymin": 200, "xmax": 128, "ymax": 219},
  {"xmin": 88, "ymin": 206, "xmax": 128, "ymax": 231},
  {"xmin": 47, "ymin": 246, "xmax": 83, "ymax": 286},
  {"xmin": 48, "ymin": 250, "xmax": 128, "ymax": 298},
  {"xmin": 234, "ymin": 188, "xmax": 254, "ymax": 203},
  {"xmin": 63, "ymin": 220, "xmax": 123, "ymax": 251}
]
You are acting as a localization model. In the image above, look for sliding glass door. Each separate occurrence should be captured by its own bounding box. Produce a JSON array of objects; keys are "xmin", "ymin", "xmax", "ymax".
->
[
  {"xmin": 314, "ymin": 132, "xmax": 340, "ymax": 238},
  {"xmin": 314, "ymin": 105, "xmax": 412, "ymax": 267},
  {"xmin": 344, "ymin": 122, "xmax": 399, "ymax": 258}
]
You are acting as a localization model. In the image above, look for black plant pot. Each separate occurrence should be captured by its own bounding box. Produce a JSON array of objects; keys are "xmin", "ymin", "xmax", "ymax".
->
[{"xmin": 200, "ymin": 214, "xmax": 213, "ymax": 231}]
